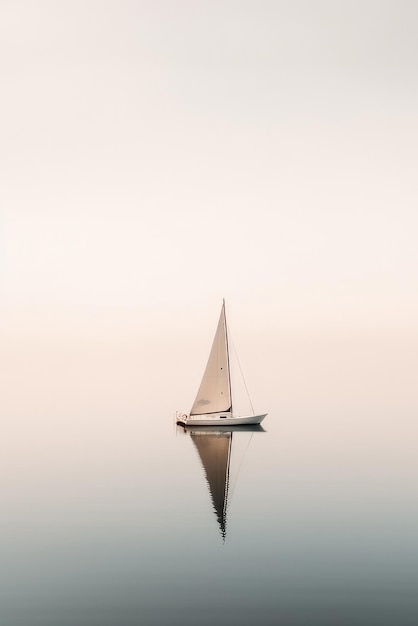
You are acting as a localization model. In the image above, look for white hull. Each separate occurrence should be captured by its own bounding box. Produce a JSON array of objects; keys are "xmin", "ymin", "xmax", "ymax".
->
[{"xmin": 177, "ymin": 413, "xmax": 267, "ymax": 427}]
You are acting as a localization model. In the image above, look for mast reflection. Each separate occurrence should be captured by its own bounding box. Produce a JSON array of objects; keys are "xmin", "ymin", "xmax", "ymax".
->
[{"xmin": 186, "ymin": 425, "xmax": 265, "ymax": 540}]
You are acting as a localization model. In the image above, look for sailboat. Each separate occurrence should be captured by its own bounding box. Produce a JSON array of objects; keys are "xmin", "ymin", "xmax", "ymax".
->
[
  {"xmin": 188, "ymin": 425, "xmax": 265, "ymax": 539},
  {"xmin": 176, "ymin": 300, "xmax": 267, "ymax": 427}
]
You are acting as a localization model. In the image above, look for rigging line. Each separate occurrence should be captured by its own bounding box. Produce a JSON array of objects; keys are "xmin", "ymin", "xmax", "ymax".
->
[{"xmin": 229, "ymin": 333, "xmax": 255, "ymax": 415}]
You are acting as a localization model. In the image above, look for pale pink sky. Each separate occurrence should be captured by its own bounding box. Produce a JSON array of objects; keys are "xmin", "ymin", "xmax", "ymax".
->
[{"xmin": 1, "ymin": 0, "xmax": 417, "ymax": 340}]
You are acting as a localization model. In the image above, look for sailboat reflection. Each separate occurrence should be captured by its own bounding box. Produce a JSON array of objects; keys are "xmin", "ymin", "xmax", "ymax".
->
[{"xmin": 186, "ymin": 425, "xmax": 265, "ymax": 540}]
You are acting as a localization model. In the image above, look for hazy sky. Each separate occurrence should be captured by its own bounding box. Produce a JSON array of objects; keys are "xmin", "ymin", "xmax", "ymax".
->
[{"xmin": 2, "ymin": 0, "xmax": 417, "ymax": 337}]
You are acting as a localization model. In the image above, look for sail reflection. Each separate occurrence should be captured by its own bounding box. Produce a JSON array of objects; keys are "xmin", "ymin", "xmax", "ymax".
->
[{"xmin": 187, "ymin": 425, "xmax": 265, "ymax": 540}]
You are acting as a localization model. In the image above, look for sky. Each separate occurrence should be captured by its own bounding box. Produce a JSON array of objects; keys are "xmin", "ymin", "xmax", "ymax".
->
[{"xmin": 1, "ymin": 0, "xmax": 418, "ymax": 342}]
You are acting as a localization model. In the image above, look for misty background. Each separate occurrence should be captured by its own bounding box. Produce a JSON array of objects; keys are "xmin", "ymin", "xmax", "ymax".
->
[{"xmin": 2, "ymin": 0, "xmax": 417, "ymax": 419}]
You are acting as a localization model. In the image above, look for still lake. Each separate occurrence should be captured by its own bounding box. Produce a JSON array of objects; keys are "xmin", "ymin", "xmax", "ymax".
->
[{"xmin": 2, "ymin": 330, "xmax": 417, "ymax": 625}]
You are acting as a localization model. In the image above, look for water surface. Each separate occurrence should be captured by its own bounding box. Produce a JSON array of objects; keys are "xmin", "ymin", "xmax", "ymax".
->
[{"xmin": 2, "ymin": 333, "xmax": 417, "ymax": 625}]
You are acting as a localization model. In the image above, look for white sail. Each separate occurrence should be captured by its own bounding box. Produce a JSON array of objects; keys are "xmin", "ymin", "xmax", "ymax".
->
[{"xmin": 190, "ymin": 302, "xmax": 232, "ymax": 416}]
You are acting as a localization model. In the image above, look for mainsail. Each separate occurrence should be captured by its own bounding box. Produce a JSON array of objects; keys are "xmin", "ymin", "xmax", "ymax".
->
[
  {"xmin": 190, "ymin": 301, "xmax": 232, "ymax": 415},
  {"xmin": 177, "ymin": 299, "xmax": 267, "ymax": 427},
  {"xmin": 190, "ymin": 430, "xmax": 232, "ymax": 538}
]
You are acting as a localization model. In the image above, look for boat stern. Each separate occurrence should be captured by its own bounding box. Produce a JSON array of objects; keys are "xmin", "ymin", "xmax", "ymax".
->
[{"xmin": 175, "ymin": 412, "xmax": 189, "ymax": 427}]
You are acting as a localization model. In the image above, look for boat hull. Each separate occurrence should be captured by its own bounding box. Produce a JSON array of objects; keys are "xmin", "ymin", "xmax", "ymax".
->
[{"xmin": 177, "ymin": 413, "xmax": 267, "ymax": 427}]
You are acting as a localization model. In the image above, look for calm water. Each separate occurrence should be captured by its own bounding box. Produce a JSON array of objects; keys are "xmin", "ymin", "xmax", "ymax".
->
[{"xmin": 2, "ymin": 332, "xmax": 417, "ymax": 625}]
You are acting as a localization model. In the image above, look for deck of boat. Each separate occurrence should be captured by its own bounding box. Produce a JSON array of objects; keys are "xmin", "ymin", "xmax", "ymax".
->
[{"xmin": 176, "ymin": 413, "xmax": 267, "ymax": 427}]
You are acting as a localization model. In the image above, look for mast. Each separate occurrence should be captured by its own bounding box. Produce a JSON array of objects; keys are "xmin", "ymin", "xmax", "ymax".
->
[
  {"xmin": 223, "ymin": 298, "xmax": 233, "ymax": 417},
  {"xmin": 222, "ymin": 430, "xmax": 232, "ymax": 541}
]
